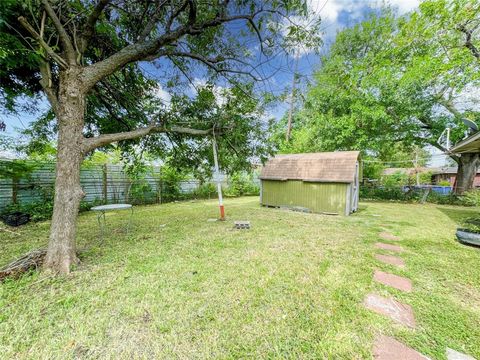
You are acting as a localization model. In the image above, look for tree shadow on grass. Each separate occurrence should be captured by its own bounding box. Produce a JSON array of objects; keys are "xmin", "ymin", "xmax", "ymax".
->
[{"xmin": 436, "ymin": 207, "xmax": 480, "ymax": 224}]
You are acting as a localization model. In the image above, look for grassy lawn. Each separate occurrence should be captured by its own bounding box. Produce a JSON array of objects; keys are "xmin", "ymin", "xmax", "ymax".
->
[{"xmin": 1, "ymin": 197, "xmax": 480, "ymax": 359}]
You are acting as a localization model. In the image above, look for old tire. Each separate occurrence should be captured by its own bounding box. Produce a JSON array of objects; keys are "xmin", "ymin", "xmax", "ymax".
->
[{"xmin": 456, "ymin": 229, "xmax": 480, "ymax": 247}]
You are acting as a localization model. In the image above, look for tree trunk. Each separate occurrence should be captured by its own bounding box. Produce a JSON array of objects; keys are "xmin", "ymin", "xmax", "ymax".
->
[
  {"xmin": 454, "ymin": 153, "xmax": 480, "ymax": 195},
  {"xmin": 44, "ymin": 68, "xmax": 86, "ymax": 274}
]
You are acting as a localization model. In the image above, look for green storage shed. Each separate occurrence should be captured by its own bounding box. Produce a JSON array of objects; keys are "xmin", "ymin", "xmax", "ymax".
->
[{"xmin": 259, "ymin": 151, "xmax": 361, "ymax": 215}]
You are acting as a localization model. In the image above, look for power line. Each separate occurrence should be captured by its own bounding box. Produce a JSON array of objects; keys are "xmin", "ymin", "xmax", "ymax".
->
[{"xmin": 362, "ymin": 153, "xmax": 450, "ymax": 165}]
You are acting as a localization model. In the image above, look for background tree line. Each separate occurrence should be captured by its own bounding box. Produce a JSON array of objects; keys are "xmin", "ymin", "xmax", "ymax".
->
[{"xmin": 273, "ymin": 0, "xmax": 480, "ymax": 194}]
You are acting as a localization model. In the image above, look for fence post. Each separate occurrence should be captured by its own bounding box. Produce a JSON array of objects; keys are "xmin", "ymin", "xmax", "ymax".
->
[
  {"xmin": 157, "ymin": 167, "xmax": 163, "ymax": 204},
  {"xmin": 102, "ymin": 164, "xmax": 108, "ymax": 204},
  {"xmin": 12, "ymin": 177, "xmax": 18, "ymax": 204},
  {"xmin": 159, "ymin": 178, "xmax": 163, "ymax": 204}
]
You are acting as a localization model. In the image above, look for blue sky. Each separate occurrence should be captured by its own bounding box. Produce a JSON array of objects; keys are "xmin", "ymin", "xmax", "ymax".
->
[{"xmin": 1, "ymin": 0, "xmax": 420, "ymax": 150}]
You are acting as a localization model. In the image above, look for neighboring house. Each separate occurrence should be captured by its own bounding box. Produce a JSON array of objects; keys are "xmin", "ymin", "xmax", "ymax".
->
[
  {"xmin": 259, "ymin": 151, "xmax": 361, "ymax": 216},
  {"xmin": 431, "ymin": 167, "xmax": 480, "ymax": 187}
]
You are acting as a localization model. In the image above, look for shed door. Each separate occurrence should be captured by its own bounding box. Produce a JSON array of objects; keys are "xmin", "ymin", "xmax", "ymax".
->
[{"xmin": 352, "ymin": 162, "xmax": 359, "ymax": 212}]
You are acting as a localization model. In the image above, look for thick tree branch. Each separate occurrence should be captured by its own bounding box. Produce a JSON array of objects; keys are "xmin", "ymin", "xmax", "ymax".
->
[
  {"xmin": 39, "ymin": 60, "xmax": 58, "ymax": 113},
  {"xmin": 17, "ymin": 16, "xmax": 68, "ymax": 68},
  {"xmin": 79, "ymin": 0, "xmax": 111, "ymax": 53},
  {"xmin": 437, "ymin": 97, "xmax": 462, "ymax": 118},
  {"xmin": 41, "ymin": 0, "xmax": 76, "ymax": 64},
  {"xmin": 428, "ymin": 140, "xmax": 459, "ymax": 162},
  {"xmin": 457, "ymin": 23, "xmax": 480, "ymax": 61},
  {"xmin": 81, "ymin": 12, "xmax": 262, "ymax": 91},
  {"xmin": 82, "ymin": 124, "xmax": 212, "ymax": 152}
]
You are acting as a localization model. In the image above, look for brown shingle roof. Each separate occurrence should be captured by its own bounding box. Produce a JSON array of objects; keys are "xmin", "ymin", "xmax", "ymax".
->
[{"xmin": 260, "ymin": 151, "xmax": 360, "ymax": 183}]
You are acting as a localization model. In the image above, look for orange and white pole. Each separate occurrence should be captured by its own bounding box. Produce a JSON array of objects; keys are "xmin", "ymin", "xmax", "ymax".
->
[{"xmin": 212, "ymin": 136, "xmax": 225, "ymax": 220}]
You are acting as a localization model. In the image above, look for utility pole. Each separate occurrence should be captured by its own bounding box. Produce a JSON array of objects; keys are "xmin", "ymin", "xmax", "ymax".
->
[
  {"xmin": 212, "ymin": 136, "xmax": 225, "ymax": 221},
  {"xmin": 286, "ymin": 50, "xmax": 299, "ymax": 142},
  {"xmin": 413, "ymin": 147, "xmax": 420, "ymax": 186}
]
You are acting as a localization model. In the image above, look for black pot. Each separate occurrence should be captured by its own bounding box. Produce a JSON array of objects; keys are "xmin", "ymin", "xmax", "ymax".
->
[
  {"xmin": 456, "ymin": 228, "xmax": 480, "ymax": 247},
  {"xmin": 2, "ymin": 212, "xmax": 31, "ymax": 227}
]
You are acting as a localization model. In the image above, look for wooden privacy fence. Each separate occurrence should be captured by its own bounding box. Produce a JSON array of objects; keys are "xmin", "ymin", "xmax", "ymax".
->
[{"xmin": 0, "ymin": 160, "xmax": 230, "ymax": 211}]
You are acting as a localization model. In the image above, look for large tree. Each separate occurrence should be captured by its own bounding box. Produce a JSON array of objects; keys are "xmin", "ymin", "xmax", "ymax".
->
[
  {"xmin": 0, "ymin": 0, "xmax": 320, "ymax": 273},
  {"xmin": 277, "ymin": 0, "xmax": 480, "ymax": 193}
]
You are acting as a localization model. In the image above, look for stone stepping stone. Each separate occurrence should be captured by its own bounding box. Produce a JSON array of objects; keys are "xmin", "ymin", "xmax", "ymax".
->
[
  {"xmin": 379, "ymin": 231, "xmax": 401, "ymax": 241},
  {"xmin": 364, "ymin": 293, "xmax": 415, "ymax": 328},
  {"xmin": 375, "ymin": 254, "xmax": 406, "ymax": 269},
  {"xmin": 375, "ymin": 242, "xmax": 404, "ymax": 253},
  {"xmin": 373, "ymin": 335, "xmax": 430, "ymax": 360},
  {"xmin": 374, "ymin": 270, "xmax": 412, "ymax": 292},
  {"xmin": 446, "ymin": 348, "xmax": 477, "ymax": 360}
]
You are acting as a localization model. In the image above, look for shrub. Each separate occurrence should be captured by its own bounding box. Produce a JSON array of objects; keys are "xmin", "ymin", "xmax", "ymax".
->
[
  {"xmin": 129, "ymin": 179, "xmax": 156, "ymax": 204},
  {"xmin": 425, "ymin": 192, "xmax": 462, "ymax": 206},
  {"xmin": 360, "ymin": 186, "xmax": 416, "ymax": 201},
  {"xmin": 1, "ymin": 198, "xmax": 103, "ymax": 222},
  {"xmin": 159, "ymin": 166, "xmax": 187, "ymax": 202},
  {"xmin": 438, "ymin": 180, "xmax": 451, "ymax": 187},
  {"xmin": 417, "ymin": 171, "xmax": 433, "ymax": 185},
  {"xmin": 381, "ymin": 171, "xmax": 410, "ymax": 187},
  {"xmin": 360, "ymin": 185, "xmax": 463, "ymax": 206},
  {"xmin": 193, "ymin": 183, "xmax": 217, "ymax": 199},
  {"xmin": 224, "ymin": 173, "xmax": 259, "ymax": 197},
  {"xmin": 461, "ymin": 190, "xmax": 480, "ymax": 207}
]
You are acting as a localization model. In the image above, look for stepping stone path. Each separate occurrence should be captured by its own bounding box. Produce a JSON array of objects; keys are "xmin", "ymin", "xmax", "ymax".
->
[
  {"xmin": 374, "ymin": 270, "xmax": 412, "ymax": 292},
  {"xmin": 446, "ymin": 348, "xmax": 477, "ymax": 360},
  {"xmin": 373, "ymin": 335, "xmax": 430, "ymax": 360},
  {"xmin": 375, "ymin": 242, "xmax": 404, "ymax": 253},
  {"xmin": 367, "ymin": 230, "xmax": 475, "ymax": 359},
  {"xmin": 364, "ymin": 293, "xmax": 416, "ymax": 328},
  {"xmin": 379, "ymin": 231, "xmax": 401, "ymax": 241},
  {"xmin": 375, "ymin": 254, "xmax": 405, "ymax": 269}
]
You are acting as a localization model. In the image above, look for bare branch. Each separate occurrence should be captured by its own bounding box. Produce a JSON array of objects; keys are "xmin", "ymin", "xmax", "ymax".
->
[
  {"xmin": 137, "ymin": 0, "xmax": 169, "ymax": 41},
  {"xmin": 39, "ymin": 60, "xmax": 58, "ymax": 113},
  {"xmin": 247, "ymin": 18, "xmax": 264, "ymax": 53},
  {"xmin": 79, "ymin": 0, "xmax": 111, "ymax": 53},
  {"xmin": 457, "ymin": 23, "xmax": 480, "ymax": 61},
  {"xmin": 146, "ymin": 50, "xmax": 261, "ymax": 80},
  {"xmin": 17, "ymin": 16, "xmax": 68, "ymax": 68},
  {"xmin": 166, "ymin": 0, "xmax": 189, "ymax": 31},
  {"xmin": 93, "ymin": 85, "xmax": 133, "ymax": 130},
  {"xmin": 81, "ymin": 11, "xmax": 263, "ymax": 91},
  {"xmin": 188, "ymin": 0, "xmax": 197, "ymax": 25},
  {"xmin": 41, "ymin": 0, "xmax": 76, "ymax": 64},
  {"xmin": 39, "ymin": 11, "xmax": 46, "ymax": 38},
  {"xmin": 429, "ymin": 140, "xmax": 459, "ymax": 162},
  {"xmin": 82, "ymin": 124, "xmax": 212, "ymax": 152}
]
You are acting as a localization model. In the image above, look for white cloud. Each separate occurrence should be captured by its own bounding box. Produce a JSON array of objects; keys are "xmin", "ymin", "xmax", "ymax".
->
[
  {"xmin": 297, "ymin": 0, "xmax": 420, "ymax": 53},
  {"xmin": 308, "ymin": 0, "xmax": 419, "ymax": 20},
  {"xmin": 390, "ymin": 0, "xmax": 420, "ymax": 14},
  {"xmin": 191, "ymin": 78, "xmax": 231, "ymax": 106},
  {"xmin": 153, "ymin": 84, "xmax": 171, "ymax": 106}
]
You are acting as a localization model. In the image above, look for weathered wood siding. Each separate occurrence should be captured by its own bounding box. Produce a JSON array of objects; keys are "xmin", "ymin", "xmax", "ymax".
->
[{"xmin": 261, "ymin": 180, "xmax": 348, "ymax": 215}]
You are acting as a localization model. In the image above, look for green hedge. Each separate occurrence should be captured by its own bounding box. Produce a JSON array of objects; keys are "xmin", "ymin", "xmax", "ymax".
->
[{"xmin": 360, "ymin": 186, "xmax": 466, "ymax": 206}]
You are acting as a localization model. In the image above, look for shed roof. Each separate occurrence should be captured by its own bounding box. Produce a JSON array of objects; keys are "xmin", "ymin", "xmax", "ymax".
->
[{"xmin": 260, "ymin": 151, "xmax": 360, "ymax": 183}]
